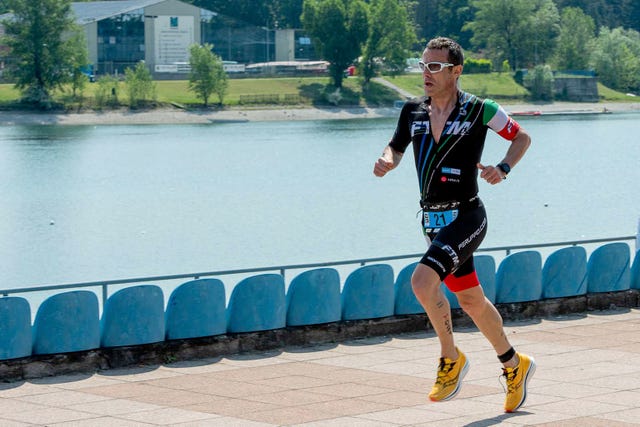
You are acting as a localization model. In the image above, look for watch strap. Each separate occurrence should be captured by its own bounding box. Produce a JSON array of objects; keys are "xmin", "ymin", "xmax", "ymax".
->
[{"xmin": 496, "ymin": 162, "xmax": 511, "ymax": 178}]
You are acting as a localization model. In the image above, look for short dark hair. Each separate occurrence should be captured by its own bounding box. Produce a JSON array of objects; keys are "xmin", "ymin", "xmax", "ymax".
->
[{"xmin": 426, "ymin": 37, "xmax": 464, "ymax": 66}]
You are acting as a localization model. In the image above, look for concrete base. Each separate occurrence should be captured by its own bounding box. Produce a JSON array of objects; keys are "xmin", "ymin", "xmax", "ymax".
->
[{"xmin": 1, "ymin": 289, "xmax": 638, "ymax": 383}]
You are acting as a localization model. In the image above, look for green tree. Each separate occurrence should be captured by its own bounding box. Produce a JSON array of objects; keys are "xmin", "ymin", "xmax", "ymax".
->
[
  {"xmin": 414, "ymin": 0, "xmax": 473, "ymax": 48},
  {"xmin": 124, "ymin": 61, "xmax": 156, "ymax": 108},
  {"xmin": 187, "ymin": 0, "xmax": 303, "ymax": 29},
  {"xmin": 554, "ymin": 7, "xmax": 595, "ymax": 70},
  {"xmin": 525, "ymin": 0, "xmax": 560, "ymax": 65},
  {"xmin": 188, "ymin": 43, "xmax": 228, "ymax": 106},
  {"xmin": 590, "ymin": 26, "xmax": 640, "ymax": 92},
  {"xmin": 554, "ymin": 0, "xmax": 640, "ymax": 33},
  {"xmin": 302, "ymin": 0, "xmax": 368, "ymax": 88},
  {"xmin": 465, "ymin": 0, "xmax": 534, "ymax": 70},
  {"xmin": 267, "ymin": 0, "xmax": 304, "ymax": 29},
  {"xmin": 211, "ymin": 57, "xmax": 228, "ymax": 105},
  {"xmin": 524, "ymin": 64, "xmax": 555, "ymax": 100},
  {"xmin": 361, "ymin": 0, "xmax": 417, "ymax": 84},
  {"xmin": 94, "ymin": 75, "xmax": 119, "ymax": 108},
  {"xmin": 1, "ymin": 0, "xmax": 88, "ymax": 108},
  {"xmin": 67, "ymin": 31, "xmax": 89, "ymax": 100}
]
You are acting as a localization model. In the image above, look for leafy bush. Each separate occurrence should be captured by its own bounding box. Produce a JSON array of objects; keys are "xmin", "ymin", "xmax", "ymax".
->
[
  {"xmin": 188, "ymin": 43, "xmax": 228, "ymax": 106},
  {"xmin": 590, "ymin": 27, "xmax": 640, "ymax": 93},
  {"xmin": 523, "ymin": 65, "xmax": 555, "ymax": 101},
  {"xmin": 94, "ymin": 75, "xmax": 120, "ymax": 108},
  {"xmin": 464, "ymin": 58, "xmax": 492, "ymax": 74},
  {"xmin": 125, "ymin": 62, "xmax": 157, "ymax": 108}
]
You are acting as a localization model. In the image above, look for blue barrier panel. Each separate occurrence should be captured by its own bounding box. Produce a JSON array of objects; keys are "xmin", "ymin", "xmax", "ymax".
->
[
  {"xmin": 587, "ymin": 243, "xmax": 631, "ymax": 293},
  {"xmin": 286, "ymin": 268, "xmax": 341, "ymax": 326},
  {"xmin": 394, "ymin": 262, "xmax": 423, "ymax": 315},
  {"xmin": 342, "ymin": 264, "xmax": 394, "ymax": 321},
  {"xmin": 441, "ymin": 255, "xmax": 496, "ymax": 309},
  {"xmin": 442, "ymin": 284, "xmax": 460, "ymax": 309},
  {"xmin": 33, "ymin": 291, "xmax": 100, "ymax": 355},
  {"xmin": 542, "ymin": 246, "xmax": 587, "ymax": 298},
  {"xmin": 496, "ymin": 251, "xmax": 542, "ymax": 303},
  {"xmin": 101, "ymin": 285, "xmax": 165, "ymax": 347},
  {"xmin": 227, "ymin": 274, "xmax": 286, "ymax": 333},
  {"xmin": 165, "ymin": 279, "xmax": 226, "ymax": 340},
  {"xmin": 0, "ymin": 297, "xmax": 32, "ymax": 360},
  {"xmin": 631, "ymin": 250, "xmax": 640, "ymax": 290},
  {"xmin": 475, "ymin": 255, "xmax": 497, "ymax": 303}
]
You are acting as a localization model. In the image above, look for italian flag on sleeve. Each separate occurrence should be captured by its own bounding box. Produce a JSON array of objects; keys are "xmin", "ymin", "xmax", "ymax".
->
[{"xmin": 482, "ymin": 99, "xmax": 520, "ymax": 140}]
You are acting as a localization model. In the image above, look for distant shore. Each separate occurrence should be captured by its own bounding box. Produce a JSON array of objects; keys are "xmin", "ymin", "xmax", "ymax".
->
[{"xmin": 1, "ymin": 101, "xmax": 639, "ymax": 125}]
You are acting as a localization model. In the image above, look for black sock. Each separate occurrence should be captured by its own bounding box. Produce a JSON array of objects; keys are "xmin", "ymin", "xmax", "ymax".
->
[{"xmin": 498, "ymin": 347, "xmax": 516, "ymax": 364}]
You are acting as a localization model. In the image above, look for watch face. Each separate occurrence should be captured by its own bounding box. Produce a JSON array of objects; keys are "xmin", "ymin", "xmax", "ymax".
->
[{"xmin": 499, "ymin": 163, "xmax": 510, "ymax": 174}]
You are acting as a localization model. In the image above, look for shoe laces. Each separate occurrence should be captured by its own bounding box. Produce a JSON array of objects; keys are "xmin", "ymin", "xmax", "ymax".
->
[
  {"xmin": 500, "ymin": 366, "xmax": 519, "ymax": 394},
  {"xmin": 435, "ymin": 357, "xmax": 456, "ymax": 384}
]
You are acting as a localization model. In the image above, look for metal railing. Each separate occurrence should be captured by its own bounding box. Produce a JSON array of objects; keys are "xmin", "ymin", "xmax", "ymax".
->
[{"xmin": 0, "ymin": 235, "xmax": 636, "ymax": 308}]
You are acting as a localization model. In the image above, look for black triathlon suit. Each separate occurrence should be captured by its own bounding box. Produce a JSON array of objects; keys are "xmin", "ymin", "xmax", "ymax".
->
[{"xmin": 389, "ymin": 91, "xmax": 521, "ymax": 290}]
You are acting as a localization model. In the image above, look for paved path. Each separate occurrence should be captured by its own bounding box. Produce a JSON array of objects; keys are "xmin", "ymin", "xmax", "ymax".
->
[
  {"xmin": 1, "ymin": 308, "xmax": 640, "ymax": 426},
  {"xmin": 373, "ymin": 77, "xmax": 417, "ymax": 100}
]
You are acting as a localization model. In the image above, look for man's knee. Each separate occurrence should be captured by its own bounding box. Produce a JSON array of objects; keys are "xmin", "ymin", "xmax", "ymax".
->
[
  {"xmin": 411, "ymin": 263, "xmax": 442, "ymax": 297},
  {"xmin": 456, "ymin": 287, "xmax": 488, "ymax": 318}
]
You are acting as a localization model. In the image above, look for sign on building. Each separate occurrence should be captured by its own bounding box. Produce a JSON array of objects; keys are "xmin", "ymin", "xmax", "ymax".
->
[{"xmin": 154, "ymin": 15, "xmax": 194, "ymax": 67}]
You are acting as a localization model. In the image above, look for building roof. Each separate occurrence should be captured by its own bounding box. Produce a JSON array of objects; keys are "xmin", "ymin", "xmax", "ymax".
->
[
  {"xmin": 71, "ymin": 0, "xmax": 169, "ymax": 25},
  {"xmin": 4, "ymin": 2, "xmax": 218, "ymax": 27}
]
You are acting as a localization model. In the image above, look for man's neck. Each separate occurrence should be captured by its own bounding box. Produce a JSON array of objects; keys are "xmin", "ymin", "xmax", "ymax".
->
[{"xmin": 429, "ymin": 90, "xmax": 458, "ymax": 115}]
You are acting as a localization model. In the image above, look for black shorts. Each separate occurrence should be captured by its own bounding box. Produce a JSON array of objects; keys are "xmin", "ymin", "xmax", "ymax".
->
[{"xmin": 420, "ymin": 200, "xmax": 487, "ymax": 288}]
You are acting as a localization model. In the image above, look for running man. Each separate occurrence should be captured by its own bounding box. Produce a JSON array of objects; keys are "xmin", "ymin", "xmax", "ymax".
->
[{"xmin": 373, "ymin": 37, "xmax": 534, "ymax": 412}]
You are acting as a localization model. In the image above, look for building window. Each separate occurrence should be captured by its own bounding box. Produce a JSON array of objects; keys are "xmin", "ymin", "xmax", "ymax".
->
[
  {"xmin": 294, "ymin": 31, "xmax": 316, "ymax": 61},
  {"xmin": 97, "ymin": 8, "xmax": 145, "ymax": 75},
  {"xmin": 200, "ymin": 9, "xmax": 273, "ymax": 64}
]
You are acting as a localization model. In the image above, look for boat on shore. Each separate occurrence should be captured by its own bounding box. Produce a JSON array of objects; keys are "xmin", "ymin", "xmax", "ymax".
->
[{"xmin": 510, "ymin": 108, "xmax": 612, "ymax": 117}]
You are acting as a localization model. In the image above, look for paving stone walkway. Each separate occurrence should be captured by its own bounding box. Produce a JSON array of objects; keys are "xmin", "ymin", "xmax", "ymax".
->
[{"xmin": 1, "ymin": 308, "xmax": 639, "ymax": 426}]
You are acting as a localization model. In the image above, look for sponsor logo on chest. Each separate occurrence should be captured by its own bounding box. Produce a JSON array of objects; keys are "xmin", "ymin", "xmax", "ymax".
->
[
  {"xmin": 411, "ymin": 120, "xmax": 471, "ymax": 137},
  {"xmin": 411, "ymin": 121, "xmax": 430, "ymax": 136},
  {"xmin": 441, "ymin": 166, "xmax": 461, "ymax": 183}
]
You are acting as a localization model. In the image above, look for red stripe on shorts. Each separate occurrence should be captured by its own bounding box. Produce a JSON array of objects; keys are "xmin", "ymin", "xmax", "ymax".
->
[{"xmin": 444, "ymin": 271, "xmax": 480, "ymax": 292}]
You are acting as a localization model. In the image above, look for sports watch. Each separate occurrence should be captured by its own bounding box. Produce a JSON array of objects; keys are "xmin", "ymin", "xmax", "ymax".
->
[{"xmin": 496, "ymin": 162, "xmax": 511, "ymax": 178}]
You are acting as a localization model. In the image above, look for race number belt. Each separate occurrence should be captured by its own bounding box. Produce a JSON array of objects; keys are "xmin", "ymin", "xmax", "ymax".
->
[
  {"xmin": 422, "ymin": 208, "xmax": 459, "ymax": 233},
  {"xmin": 419, "ymin": 196, "xmax": 479, "ymax": 233}
]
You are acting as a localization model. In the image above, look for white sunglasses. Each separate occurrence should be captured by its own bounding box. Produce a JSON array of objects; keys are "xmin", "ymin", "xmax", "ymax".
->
[{"xmin": 418, "ymin": 61, "xmax": 455, "ymax": 73}]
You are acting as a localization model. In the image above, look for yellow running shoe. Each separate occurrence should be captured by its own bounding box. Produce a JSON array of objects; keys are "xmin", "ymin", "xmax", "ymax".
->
[
  {"xmin": 428, "ymin": 347, "xmax": 469, "ymax": 401},
  {"xmin": 502, "ymin": 352, "xmax": 536, "ymax": 412}
]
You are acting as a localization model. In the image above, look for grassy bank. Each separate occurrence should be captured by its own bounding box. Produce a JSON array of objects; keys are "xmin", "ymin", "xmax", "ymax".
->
[
  {"xmin": 386, "ymin": 72, "xmax": 530, "ymax": 100},
  {"xmin": 386, "ymin": 73, "xmax": 637, "ymax": 102},
  {"xmin": 0, "ymin": 76, "xmax": 399, "ymax": 110},
  {"xmin": 0, "ymin": 73, "xmax": 635, "ymax": 110}
]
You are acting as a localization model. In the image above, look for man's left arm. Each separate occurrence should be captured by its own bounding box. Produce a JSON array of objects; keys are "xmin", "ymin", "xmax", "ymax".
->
[{"xmin": 478, "ymin": 127, "xmax": 531, "ymax": 185}]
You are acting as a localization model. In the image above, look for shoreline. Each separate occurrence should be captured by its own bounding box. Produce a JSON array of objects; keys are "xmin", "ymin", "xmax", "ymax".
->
[{"xmin": 1, "ymin": 101, "xmax": 639, "ymax": 125}]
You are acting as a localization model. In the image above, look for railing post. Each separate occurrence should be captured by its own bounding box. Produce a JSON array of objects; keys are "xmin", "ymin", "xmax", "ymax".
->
[
  {"xmin": 102, "ymin": 284, "xmax": 108, "ymax": 311},
  {"xmin": 636, "ymin": 216, "xmax": 639, "ymax": 252}
]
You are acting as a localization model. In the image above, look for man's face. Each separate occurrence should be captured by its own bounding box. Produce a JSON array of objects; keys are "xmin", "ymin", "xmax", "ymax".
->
[{"xmin": 421, "ymin": 48, "xmax": 461, "ymax": 97}]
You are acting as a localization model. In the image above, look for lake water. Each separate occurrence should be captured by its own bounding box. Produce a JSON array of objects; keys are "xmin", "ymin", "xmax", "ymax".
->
[{"xmin": 1, "ymin": 112, "xmax": 639, "ymax": 291}]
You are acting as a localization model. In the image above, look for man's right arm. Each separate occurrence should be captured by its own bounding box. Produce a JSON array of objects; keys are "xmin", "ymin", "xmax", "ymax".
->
[{"xmin": 373, "ymin": 144, "xmax": 403, "ymax": 177}]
